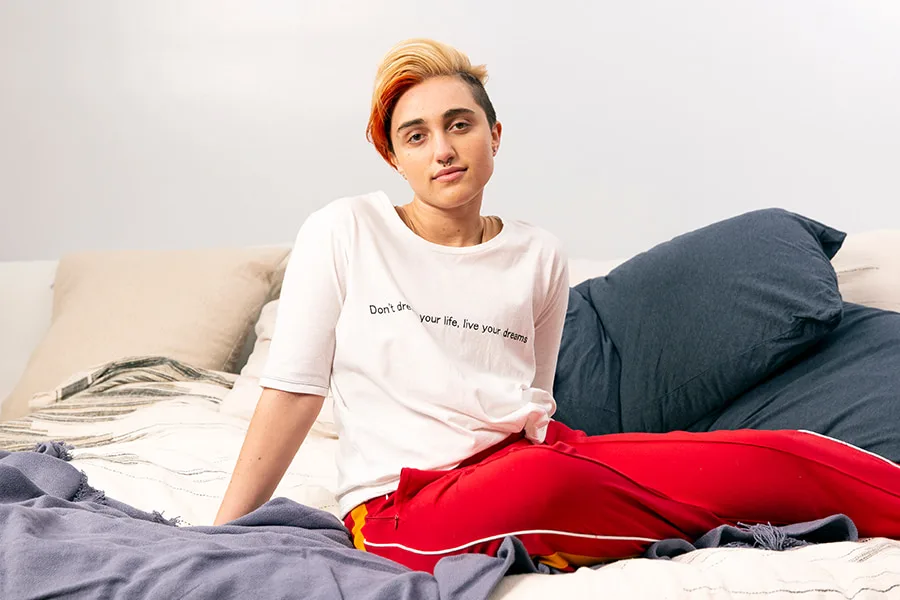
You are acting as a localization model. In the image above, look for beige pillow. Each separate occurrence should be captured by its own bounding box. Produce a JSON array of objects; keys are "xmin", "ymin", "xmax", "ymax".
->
[
  {"xmin": 219, "ymin": 298, "xmax": 338, "ymax": 438},
  {"xmin": 832, "ymin": 230, "xmax": 900, "ymax": 313},
  {"xmin": 1, "ymin": 246, "xmax": 289, "ymax": 422}
]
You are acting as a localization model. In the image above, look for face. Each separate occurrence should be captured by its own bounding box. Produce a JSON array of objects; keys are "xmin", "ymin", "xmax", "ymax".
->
[{"xmin": 389, "ymin": 76, "xmax": 501, "ymax": 211}]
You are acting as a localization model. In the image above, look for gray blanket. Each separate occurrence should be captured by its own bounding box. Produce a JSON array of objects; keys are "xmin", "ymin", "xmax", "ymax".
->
[
  {"xmin": 644, "ymin": 514, "xmax": 858, "ymax": 559},
  {"xmin": 0, "ymin": 445, "xmax": 524, "ymax": 600}
]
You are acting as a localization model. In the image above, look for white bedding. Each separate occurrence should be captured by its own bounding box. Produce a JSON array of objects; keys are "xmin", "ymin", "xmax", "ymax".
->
[{"xmin": 2, "ymin": 357, "xmax": 898, "ymax": 600}]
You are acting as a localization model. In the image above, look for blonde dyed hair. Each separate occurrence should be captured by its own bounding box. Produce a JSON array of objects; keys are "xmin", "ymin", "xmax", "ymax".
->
[{"xmin": 367, "ymin": 38, "xmax": 497, "ymax": 166}]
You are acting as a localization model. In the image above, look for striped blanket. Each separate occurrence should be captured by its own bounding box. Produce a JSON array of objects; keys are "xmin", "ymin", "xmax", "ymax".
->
[{"xmin": 0, "ymin": 356, "xmax": 236, "ymax": 451}]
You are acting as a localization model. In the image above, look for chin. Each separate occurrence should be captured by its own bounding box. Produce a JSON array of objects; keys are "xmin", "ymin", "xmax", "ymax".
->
[
  {"xmin": 428, "ymin": 180, "xmax": 488, "ymax": 209},
  {"xmin": 428, "ymin": 188, "xmax": 477, "ymax": 210}
]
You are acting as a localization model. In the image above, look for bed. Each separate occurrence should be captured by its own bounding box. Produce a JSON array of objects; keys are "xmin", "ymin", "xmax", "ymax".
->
[{"xmin": 1, "ymin": 211, "xmax": 899, "ymax": 599}]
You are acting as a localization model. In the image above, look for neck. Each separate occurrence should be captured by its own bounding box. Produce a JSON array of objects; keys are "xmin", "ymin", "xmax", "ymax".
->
[{"xmin": 401, "ymin": 194, "xmax": 485, "ymax": 247}]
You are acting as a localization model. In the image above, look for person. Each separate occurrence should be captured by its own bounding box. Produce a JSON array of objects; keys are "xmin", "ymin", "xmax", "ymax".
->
[
  {"xmin": 214, "ymin": 36, "xmax": 566, "ymax": 536},
  {"xmin": 214, "ymin": 38, "xmax": 900, "ymax": 574}
]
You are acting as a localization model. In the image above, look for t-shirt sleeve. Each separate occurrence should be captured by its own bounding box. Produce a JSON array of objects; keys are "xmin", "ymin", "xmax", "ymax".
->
[
  {"xmin": 531, "ymin": 244, "xmax": 569, "ymax": 394},
  {"xmin": 259, "ymin": 206, "xmax": 347, "ymax": 396}
]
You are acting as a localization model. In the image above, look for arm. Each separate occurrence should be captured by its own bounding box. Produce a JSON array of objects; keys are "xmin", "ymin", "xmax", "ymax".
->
[
  {"xmin": 532, "ymin": 248, "xmax": 570, "ymax": 393},
  {"xmin": 215, "ymin": 203, "xmax": 348, "ymax": 524},
  {"xmin": 213, "ymin": 388, "xmax": 324, "ymax": 525}
]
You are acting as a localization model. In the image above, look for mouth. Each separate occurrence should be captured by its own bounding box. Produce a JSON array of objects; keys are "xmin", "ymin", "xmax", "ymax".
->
[{"xmin": 433, "ymin": 167, "xmax": 467, "ymax": 182}]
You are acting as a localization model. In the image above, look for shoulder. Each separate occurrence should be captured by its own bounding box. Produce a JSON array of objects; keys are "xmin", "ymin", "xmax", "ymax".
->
[
  {"xmin": 304, "ymin": 191, "xmax": 385, "ymax": 227},
  {"xmin": 504, "ymin": 218, "xmax": 568, "ymax": 268},
  {"xmin": 294, "ymin": 191, "xmax": 387, "ymax": 241},
  {"xmin": 503, "ymin": 219, "xmax": 570, "ymax": 301}
]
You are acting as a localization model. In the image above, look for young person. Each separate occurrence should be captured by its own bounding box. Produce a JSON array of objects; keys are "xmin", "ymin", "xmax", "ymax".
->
[{"xmin": 215, "ymin": 38, "xmax": 900, "ymax": 573}]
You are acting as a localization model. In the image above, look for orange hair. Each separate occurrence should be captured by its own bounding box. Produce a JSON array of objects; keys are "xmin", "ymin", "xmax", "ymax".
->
[{"xmin": 367, "ymin": 38, "xmax": 497, "ymax": 167}]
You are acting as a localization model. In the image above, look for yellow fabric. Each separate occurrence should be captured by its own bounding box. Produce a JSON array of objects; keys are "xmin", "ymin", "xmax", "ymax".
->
[
  {"xmin": 538, "ymin": 551, "xmax": 614, "ymax": 570},
  {"xmin": 349, "ymin": 503, "xmax": 369, "ymax": 551},
  {"xmin": 537, "ymin": 552, "xmax": 570, "ymax": 570}
]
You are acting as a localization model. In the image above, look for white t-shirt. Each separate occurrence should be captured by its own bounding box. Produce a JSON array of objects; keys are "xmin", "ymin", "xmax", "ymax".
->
[{"xmin": 260, "ymin": 191, "xmax": 569, "ymax": 517}]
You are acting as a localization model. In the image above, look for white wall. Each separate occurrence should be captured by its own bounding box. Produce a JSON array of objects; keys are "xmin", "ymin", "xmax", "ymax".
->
[{"xmin": 1, "ymin": 0, "xmax": 899, "ymax": 261}]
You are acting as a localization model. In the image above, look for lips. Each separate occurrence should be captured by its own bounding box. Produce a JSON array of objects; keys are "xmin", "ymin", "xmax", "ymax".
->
[{"xmin": 433, "ymin": 167, "xmax": 467, "ymax": 182}]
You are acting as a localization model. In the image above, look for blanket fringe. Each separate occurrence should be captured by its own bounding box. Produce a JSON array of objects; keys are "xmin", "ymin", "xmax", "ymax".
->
[
  {"xmin": 152, "ymin": 511, "xmax": 184, "ymax": 527},
  {"xmin": 32, "ymin": 440, "xmax": 74, "ymax": 462},
  {"xmin": 73, "ymin": 471, "xmax": 108, "ymax": 504},
  {"xmin": 725, "ymin": 522, "xmax": 809, "ymax": 551},
  {"xmin": 30, "ymin": 439, "xmax": 183, "ymax": 527}
]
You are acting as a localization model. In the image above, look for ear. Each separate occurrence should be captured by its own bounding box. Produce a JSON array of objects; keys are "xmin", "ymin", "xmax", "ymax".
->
[
  {"xmin": 389, "ymin": 153, "xmax": 407, "ymax": 179},
  {"xmin": 491, "ymin": 121, "xmax": 502, "ymax": 156}
]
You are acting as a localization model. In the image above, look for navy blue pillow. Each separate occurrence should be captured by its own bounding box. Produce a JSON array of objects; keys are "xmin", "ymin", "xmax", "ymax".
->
[
  {"xmin": 553, "ymin": 208, "xmax": 846, "ymax": 434},
  {"xmin": 694, "ymin": 303, "xmax": 900, "ymax": 462},
  {"xmin": 552, "ymin": 287, "xmax": 622, "ymax": 435}
]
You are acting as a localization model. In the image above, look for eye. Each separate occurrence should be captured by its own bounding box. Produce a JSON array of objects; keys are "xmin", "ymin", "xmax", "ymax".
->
[
  {"xmin": 407, "ymin": 132, "xmax": 425, "ymax": 144},
  {"xmin": 450, "ymin": 121, "xmax": 470, "ymax": 131}
]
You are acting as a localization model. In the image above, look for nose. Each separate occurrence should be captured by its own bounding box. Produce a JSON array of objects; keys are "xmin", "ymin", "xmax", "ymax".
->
[{"xmin": 433, "ymin": 132, "xmax": 455, "ymax": 166}]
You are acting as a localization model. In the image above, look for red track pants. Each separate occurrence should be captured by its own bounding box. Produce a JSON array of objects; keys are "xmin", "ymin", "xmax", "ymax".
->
[{"xmin": 343, "ymin": 421, "xmax": 900, "ymax": 573}]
